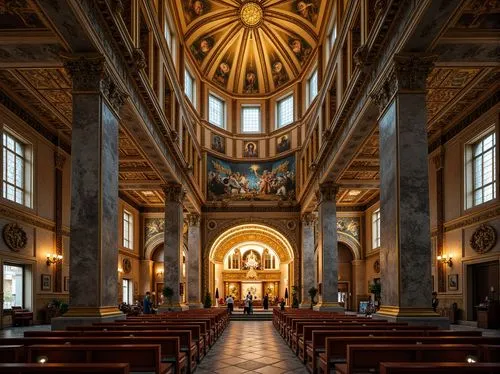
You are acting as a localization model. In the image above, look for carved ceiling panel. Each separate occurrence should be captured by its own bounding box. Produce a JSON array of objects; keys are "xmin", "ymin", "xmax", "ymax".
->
[{"xmin": 174, "ymin": 0, "xmax": 330, "ymax": 95}]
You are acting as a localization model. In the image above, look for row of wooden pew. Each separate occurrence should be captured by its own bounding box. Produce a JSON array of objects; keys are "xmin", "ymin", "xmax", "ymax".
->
[
  {"xmin": 0, "ymin": 308, "xmax": 229, "ymax": 374},
  {"xmin": 273, "ymin": 308, "xmax": 500, "ymax": 374}
]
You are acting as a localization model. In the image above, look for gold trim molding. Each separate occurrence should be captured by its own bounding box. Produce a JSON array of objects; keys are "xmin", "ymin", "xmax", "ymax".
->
[
  {"xmin": 64, "ymin": 307, "xmax": 122, "ymax": 317},
  {"xmin": 377, "ymin": 306, "xmax": 440, "ymax": 318}
]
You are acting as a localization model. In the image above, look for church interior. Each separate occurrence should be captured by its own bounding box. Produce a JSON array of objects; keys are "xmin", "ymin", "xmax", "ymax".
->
[{"xmin": 0, "ymin": 0, "xmax": 499, "ymax": 372}]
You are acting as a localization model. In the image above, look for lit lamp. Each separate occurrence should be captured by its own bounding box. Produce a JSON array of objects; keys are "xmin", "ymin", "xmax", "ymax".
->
[
  {"xmin": 46, "ymin": 253, "xmax": 63, "ymax": 266},
  {"xmin": 37, "ymin": 355, "xmax": 48, "ymax": 364},
  {"xmin": 437, "ymin": 254, "xmax": 453, "ymax": 267},
  {"xmin": 118, "ymin": 267, "xmax": 123, "ymax": 274}
]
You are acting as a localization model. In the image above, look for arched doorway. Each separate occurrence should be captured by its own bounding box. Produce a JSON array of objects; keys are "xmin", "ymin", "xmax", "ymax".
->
[
  {"xmin": 208, "ymin": 224, "xmax": 295, "ymax": 306},
  {"xmin": 338, "ymin": 242, "xmax": 354, "ymax": 310}
]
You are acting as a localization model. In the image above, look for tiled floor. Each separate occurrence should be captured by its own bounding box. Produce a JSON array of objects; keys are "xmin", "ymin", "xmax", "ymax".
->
[{"xmin": 196, "ymin": 321, "xmax": 308, "ymax": 374}]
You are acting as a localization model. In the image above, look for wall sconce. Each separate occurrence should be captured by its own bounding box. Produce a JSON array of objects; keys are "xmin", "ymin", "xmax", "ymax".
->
[
  {"xmin": 46, "ymin": 253, "xmax": 63, "ymax": 266},
  {"xmin": 118, "ymin": 267, "xmax": 123, "ymax": 274},
  {"xmin": 156, "ymin": 271, "xmax": 164, "ymax": 278},
  {"xmin": 437, "ymin": 254, "xmax": 452, "ymax": 267}
]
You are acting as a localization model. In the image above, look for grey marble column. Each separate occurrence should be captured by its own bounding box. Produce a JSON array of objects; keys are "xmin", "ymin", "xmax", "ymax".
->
[
  {"xmin": 351, "ymin": 260, "xmax": 366, "ymax": 312},
  {"xmin": 372, "ymin": 54, "xmax": 446, "ymax": 326},
  {"xmin": 187, "ymin": 213, "xmax": 203, "ymax": 309},
  {"xmin": 160, "ymin": 183, "xmax": 187, "ymax": 311},
  {"xmin": 300, "ymin": 213, "xmax": 316, "ymax": 309},
  {"xmin": 314, "ymin": 183, "xmax": 343, "ymax": 311},
  {"xmin": 54, "ymin": 55, "xmax": 127, "ymax": 327}
]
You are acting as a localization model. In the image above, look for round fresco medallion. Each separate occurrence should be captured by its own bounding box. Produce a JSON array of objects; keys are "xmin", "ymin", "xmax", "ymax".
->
[
  {"xmin": 3, "ymin": 223, "xmax": 28, "ymax": 252},
  {"xmin": 287, "ymin": 220, "xmax": 296, "ymax": 231},
  {"xmin": 373, "ymin": 259, "xmax": 380, "ymax": 273},
  {"xmin": 470, "ymin": 224, "xmax": 496, "ymax": 254},
  {"xmin": 122, "ymin": 258, "xmax": 132, "ymax": 274}
]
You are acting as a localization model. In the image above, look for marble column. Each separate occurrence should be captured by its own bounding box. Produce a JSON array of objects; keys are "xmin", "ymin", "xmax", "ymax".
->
[
  {"xmin": 314, "ymin": 183, "xmax": 343, "ymax": 311},
  {"xmin": 351, "ymin": 260, "xmax": 366, "ymax": 312},
  {"xmin": 53, "ymin": 150, "xmax": 66, "ymax": 293},
  {"xmin": 160, "ymin": 183, "xmax": 187, "ymax": 311},
  {"xmin": 187, "ymin": 213, "xmax": 203, "ymax": 309},
  {"xmin": 300, "ymin": 213, "xmax": 316, "ymax": 309},
  {"xmin": 53, "ymin": 55, "xmax": 127, "ymax": 329},
  {"xmin": 371, "ymin": 54, "xmax": 447, "ymax": 326},
  {"xmin": 432, "ymin": 149, "xmax": 446, "ymax": 293}
]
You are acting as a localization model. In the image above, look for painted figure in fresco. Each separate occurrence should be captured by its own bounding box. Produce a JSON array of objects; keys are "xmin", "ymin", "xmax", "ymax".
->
[
  {"xmin": 272, "ymin": 60, "xmax": 288, "ymax": 87},
  {"xmin": 245, "ymin": 70, "xmax": 258, "ymax": 93},
  {"xmin": 296, "ymin": 1, "xmax": 318, "ymax": 24},
  {"xmin": 211, "ymin": 134, "xmax": 225, "ymax": 153},
  {"xmin": 289, "ymin": 37, "xmax": 311, "ymax": 64},
  {"xmin": 277, "ymin": 134, "xmax": 290, "ymax": 153},
  {"xmin": 214, "ymin": 61, "xmax": 231, "ymax": 86},
  {"xmin": 244, "ymin": 142, "xmax": 258, "ymax": 158},
  {"xmin": 191, "ymin": 35, "xmax": 214, "ymax": 63}
]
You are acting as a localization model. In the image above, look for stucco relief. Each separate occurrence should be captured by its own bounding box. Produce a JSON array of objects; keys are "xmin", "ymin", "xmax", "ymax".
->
[
  {"xmin": 470, "ymin": 224, "xmax": 496, "ymax": 254},
  {"xmin": 2, "ymin": 222, "xmax": 28, "ymax": 252}
]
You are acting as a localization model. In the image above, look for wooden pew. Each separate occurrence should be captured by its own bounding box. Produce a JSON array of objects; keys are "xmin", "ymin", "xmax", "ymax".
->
[
  {"xmin": 379, "ymin": 362, "xmax": 500, "ymax": 374},
  {"xmin": 23, "ymin": 330, "xmax": 196, "ymax": 372},
  {"xmin": 480, "ymin": 344, "xmax": 500, "ymax": 362},
  {"xmin": 0, "ymin": 363, "xmax": 131, "ymax": 373},
  {"xmin": 0, "ymin": 336, "xmax": 186, "ymax": 374},
  {"xmin": 319, "ymin": 336, "xmax": 500, "ymax": 374},
  {"xmin": 26, "ymin": 344, "xmax": 173, "ymax": 374},
  {"xmin": 0, "ymin": 345, "xmax": 23, "ymax": 363},
  {"xmin": 334, "ymin": 344, "xmax": 482, "ymax": 374}
]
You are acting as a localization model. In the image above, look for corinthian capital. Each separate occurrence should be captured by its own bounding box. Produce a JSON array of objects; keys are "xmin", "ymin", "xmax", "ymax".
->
[
  {"xmin": 393, "ymin": 53, "xmax": 437, "ymax": 91},
  {"xmin": 318, "ymin": 183, "xmax": 339, "ymax": 203},
  {"xmin": 188, "ymin": 213, "xmax": 201, "ymax": 227},
  {"xmin": 301, "ymin": 213, "xmax": 317, "ymax": 226},
  {"xmin": 62, "ymin": 54, "xmax": 105, "ymax": 91},
  {"xmin": 162, "ymin": 183, "xmax": 185, "ymax": 203},
  {"xmin": 100, "ymin": 76, "xmax": 128, "ymax": 113}
]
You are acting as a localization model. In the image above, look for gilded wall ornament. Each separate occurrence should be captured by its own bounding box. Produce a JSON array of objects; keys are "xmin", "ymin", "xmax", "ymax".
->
[
  {"xmin": 470, "ymin": 224, "xmax": 496, "ymax": 254},
  {"xmin": 122, "ymin": 257, "xmax": 132, "ymax": 273},
  {"xmin": 374, "ymin": 259, "xmax": 380, "ymax": 273},
  {"xmin": 3, "ymin": 223, "xmax": 28, "ymax": 252}
]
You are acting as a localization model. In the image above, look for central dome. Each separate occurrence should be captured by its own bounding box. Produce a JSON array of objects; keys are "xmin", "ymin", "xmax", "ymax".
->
[
  {"xmin": 176, "ymin": 0, "xmax": 329, "ymax": 96},
  {"xmin": 240, "ymin": 2, "xmax": 263, "ymax": 27}
]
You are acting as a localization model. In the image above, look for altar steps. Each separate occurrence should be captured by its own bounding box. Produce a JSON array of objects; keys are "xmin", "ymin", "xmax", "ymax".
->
[{"xmin": 230, "ymin": 313, "xmax": 273, "ymax": 321}]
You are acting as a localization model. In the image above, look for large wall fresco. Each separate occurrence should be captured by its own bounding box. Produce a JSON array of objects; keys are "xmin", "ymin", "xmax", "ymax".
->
[{"xmin": 207, "ymin": 155, "xmax": 296, "ymax": 201}]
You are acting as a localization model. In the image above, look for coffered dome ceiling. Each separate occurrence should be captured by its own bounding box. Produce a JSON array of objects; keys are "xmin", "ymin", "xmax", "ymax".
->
[{"xmin": 175, "ymin": 0, "xmax": 329, "ymax": 96}]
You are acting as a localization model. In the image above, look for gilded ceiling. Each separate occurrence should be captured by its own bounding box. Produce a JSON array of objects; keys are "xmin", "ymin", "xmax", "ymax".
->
[{"xmin": 175, "ymin": 0, "xmax": 330, "ymax": 95}]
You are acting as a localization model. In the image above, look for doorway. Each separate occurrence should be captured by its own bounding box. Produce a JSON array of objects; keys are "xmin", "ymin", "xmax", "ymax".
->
[{"xmin": 467, "ymin": 260, "xmax": 499, "ymax": 321}]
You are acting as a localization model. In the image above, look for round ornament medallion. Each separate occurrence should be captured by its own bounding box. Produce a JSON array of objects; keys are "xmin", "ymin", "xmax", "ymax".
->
[
  {"xmin": 240, "ymin": 2, "xmax": 263, "ymax": 27},
  {"xmin": 3, "ymin": 223, "xmax": 27, "ymax": 252},
  {"xmin": 122, "ymin": 258, "xmax": 132, "ymax": 274},
  {"xmin": 470, "ymin": 224, "xmax": 496, "ymax": 254},
  {"xmin": 207, "ymin": 220, "xmax": 217, "ymax": 230}
]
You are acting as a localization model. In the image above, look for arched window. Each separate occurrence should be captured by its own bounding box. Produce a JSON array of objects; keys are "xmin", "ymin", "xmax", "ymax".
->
[{"xmin": 226, "ymin": 249, "xmax": 240, "ymax": 270}]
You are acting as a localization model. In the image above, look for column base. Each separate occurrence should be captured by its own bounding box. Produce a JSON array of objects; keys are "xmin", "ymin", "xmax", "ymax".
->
[
  {"xmin": 313, "ymin": 302, "xmax": 344, "ymax": 312},
  {"xmin": 374, "ymin": 306, "xmax": 450, "ymax": 329},
  {"xmin": 157, "ymin": 303, "xmax": 189, "ymax": 312},
  {"xmin": 188, "ymin": 303, "xmax": 204, "ymax": 309},
  {"xmin": 299, "ymin": 303, "xmax": 313, "ymax": 309},
  {"xmin": 51, "ymin": 307, "xmax": 124, "ymax": 331}
]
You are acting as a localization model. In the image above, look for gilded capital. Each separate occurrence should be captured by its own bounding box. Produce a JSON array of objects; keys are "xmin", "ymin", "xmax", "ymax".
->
[
  {"xmin": 301, "ymin": 213, "xmax": 317, "ymax": 226},
  {"xmin": 318, "ymin": 183, "xmax": 339, "ymax": 203},
  {"xmin": 62, "ymin": 54, "xmax": 105, "ymax": 91},
  {"xmin": 188, "ymin": 213, "xmax": 201, "ymax": 227},
  {"xmin": 162, "ymin": 183, "xmax": 185, "ymax": 203},
  {"xmin": 54, "ymin": 151, "xmax": 66, "ymax": 170}
]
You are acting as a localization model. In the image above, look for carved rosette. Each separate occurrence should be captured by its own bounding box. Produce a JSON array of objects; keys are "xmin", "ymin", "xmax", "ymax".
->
[
  {"xmin": 470, "ymin": 224, "xmax": 496, "ymax": 254},
  {"xmin": 301, "ymin": 213, "xmax": 317, "ymax": 226},
  {"xmin": 3, "ymin": 223, "xmax": 28, "ymax": 252},
  {"xmin": 132, "ymin": 48, "xmax": 147, "ymax": 71},
  {"xmin": 63, "ymin": 55, "xmax": 105, "ymax": 91},
  {"xmin": 188, "ymin": 213, "xmax": 201, "ymax": 227},
  {"xmin": 162, "ymin": 183, "xmax": 185, "ymax": 203},
  {"xmin": 318, "ymin": 183, "xmax": 339, "ymax": 203}
]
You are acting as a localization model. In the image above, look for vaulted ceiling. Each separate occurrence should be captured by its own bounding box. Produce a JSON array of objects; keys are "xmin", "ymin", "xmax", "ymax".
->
[{"xmin": 174, "ymin": 0, "xmax": 330, "ymax": 96}]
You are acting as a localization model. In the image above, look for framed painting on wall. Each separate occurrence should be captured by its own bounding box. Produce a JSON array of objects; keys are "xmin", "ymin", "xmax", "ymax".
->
[
  {"xmin": 448, "ymin": 274, "xmax": 458, "ymax": 291},
  {"xmin": 41, "ymin": 274, "xmax": 51, "ymax": 291}
]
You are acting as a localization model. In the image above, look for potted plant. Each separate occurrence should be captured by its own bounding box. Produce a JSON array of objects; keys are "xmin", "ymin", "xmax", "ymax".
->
[
  {"xmin": 204, "ymin": 291, "xmax": 212, "ymax": 308},
  {"xmin": 291, "ymin": 285, "xmax": 300, "ymax": 308},
  {"xmin": 368, "ymin": 282, "xmax": 381, "ymax": 307},
  {"xmin": 308, "ymin": 287, "xmax": 318, "ymax": 309},
  {"xmin": 162, "ymin": 286, "xmax": 174, "ymax": 307}
]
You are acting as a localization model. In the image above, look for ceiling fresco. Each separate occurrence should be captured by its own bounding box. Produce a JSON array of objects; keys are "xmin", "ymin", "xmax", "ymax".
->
[{"xmin": 175, "ymin": 0, "xmax": 330, "ymax": 95}]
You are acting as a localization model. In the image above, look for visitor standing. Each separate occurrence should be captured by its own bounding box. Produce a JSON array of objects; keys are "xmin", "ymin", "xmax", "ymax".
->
[
  {"xmin": 226, "ymin": 295, "xmax": 234, "ymax": 314},
  {"xmin": 244, "ymin": 296, "xmax": 250, "ymax": 314},
  {"xmin": 263, "ymin": 294, "xmax": 269, "ymax": 310},
  {"xmin": 279, "ymin": 298, "xmax": 286, "ymax": 311},
  {"xmin": 143, "ymin": 291, "xmax": 153, "ymax": 314},
  {"xmin": 432, "ymin": 291, "xmax": 439, "ymax": 312}
]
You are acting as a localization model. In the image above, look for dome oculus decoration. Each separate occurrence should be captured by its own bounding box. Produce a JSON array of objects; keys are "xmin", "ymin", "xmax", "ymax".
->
[{"xmin": 176, "ymin": 0, "xmax": 329, "ymax": 95}]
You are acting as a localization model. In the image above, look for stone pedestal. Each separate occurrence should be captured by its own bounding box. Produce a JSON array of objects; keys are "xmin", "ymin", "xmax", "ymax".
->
[
  {"xmin": 300, "ymin": 213, "xmax": 316, "ymax": 309},
  {"xmin": 187, "ymin": 214, "xmax": 203, "ymax": 309},
  {"xmin": 372, "ymin": 54, "xmax": 446, "ymax": 327},
  {"xmin": 54, "ymin": 55, "xmax": 127, "ymax": 328},
  {"xmin": 159, "ymin": 183, "xmax": 187, "ymax": 311},
  {"xmin": 313, "ymin": 183, "xmax": 343, "ymax": 312}
]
